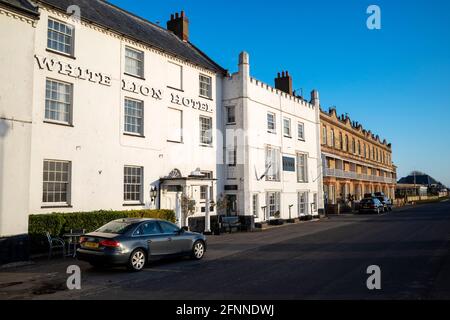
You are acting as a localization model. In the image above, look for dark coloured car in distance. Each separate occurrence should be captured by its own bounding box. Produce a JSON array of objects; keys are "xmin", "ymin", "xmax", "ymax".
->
[
  {"xmin": 358, "ymin": 197, "xmax": 384, "ymax": 214},
  {"xmin": 77, "ymin": 218, "xmax": 206, "ymax": 271},
  {"xmin": 374, "ymin": 192, "xmax": 393, "ymax": 212}
]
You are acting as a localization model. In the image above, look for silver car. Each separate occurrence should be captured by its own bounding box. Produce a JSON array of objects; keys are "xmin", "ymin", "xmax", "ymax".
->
[{"xmin": 77, "ymin": 218, "xmax": 206, "ymax": 271}]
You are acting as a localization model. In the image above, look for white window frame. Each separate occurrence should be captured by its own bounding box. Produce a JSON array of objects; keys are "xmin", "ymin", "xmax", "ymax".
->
[
  {"xmin": 123, "ymin": 165, "xmax": 143, "ymax": 203},
  {"xmin": 266, "ymin": 191, "xmax": 281, "ymax": 219},
  {"xmin": 199, "ymin": 74, "xmax": 212, "ymax": 98},
  {"xmin": 42, "ymin": 159, "xmax": 71, "ymax": 206},
  {"xmin": 267, "ymin": 112, "xmax": 276, "ymax": 133},
  {"xmin": 47, "ymin": 18, "xmax": 74, "ymax": 56},
  {"xmin": 298, "ymin": 122, "xmax": 305, "ymax": 140},
  {"xmin": 297, "ymin": 152, "xmax": 308, "ymax": 183},
  {"xmin": 199, "ymin": 115, "xmax": 213, "ymax": 146},
  {"xmin": 283, "ymin": 118, "xmax": 291, "ymax": 137},
  {"xmin": 265, "ymin": 146, "xmax": 281, "ymax": 181},
  {"xmin": 252, "ymin": 194, "xmax": 259, "ymax": 218},
  {"xmin": 225, "ymin": 106, "xmax": 236, "ymax": 124},
  {"xmin": 298, "ymin": 191, "xmax": 308, "ymax": 216},
  {"xmin": 45, "ymin": 78, "xmax": 73, "ymax": 125},
  {"xmin": 125, "ymin": 46, "xmax": 144, "ymax": 78},
  {"xmin": 124, "ymin": 98, "xmax": 144, "ymax": 136}
]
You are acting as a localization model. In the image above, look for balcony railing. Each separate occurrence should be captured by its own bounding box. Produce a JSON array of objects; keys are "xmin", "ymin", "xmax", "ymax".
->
[{"xmin": 324, "ymin": 168, "xmax": 396, "ymax": 184}]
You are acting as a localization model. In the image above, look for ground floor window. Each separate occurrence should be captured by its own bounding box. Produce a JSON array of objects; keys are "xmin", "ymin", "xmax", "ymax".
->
[
  {"xmin": 266, "ymin": 191, "xmax": 280, "ymax": 218},
  {"xmin": 43, "ymin": 159, "xmax": 71, "ymax": 204},
  {"xmin": 124, "ymin": 166, "xmax": 143, "ymax": 202},
  {"xmin": 312, "ymin": 193, "xmax": 318, "ymax": 212},
  {"xmin": 252, "ymin": 194, "xmax": 259, "ymax": 218},
  {"xmin": 298, "ymin": 191, "xmax": 308, "ymax": 215}
]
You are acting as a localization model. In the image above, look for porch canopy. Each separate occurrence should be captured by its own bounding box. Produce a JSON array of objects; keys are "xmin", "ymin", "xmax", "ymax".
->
[{"xmin": 159, "ymin": 168, "xmax": 217, "ymax": 228}]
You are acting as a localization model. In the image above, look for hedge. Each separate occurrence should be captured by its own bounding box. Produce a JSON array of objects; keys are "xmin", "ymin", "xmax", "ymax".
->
[{"xmin": 29, "ymin": 209, "xmax": 176, "ymax": 237}]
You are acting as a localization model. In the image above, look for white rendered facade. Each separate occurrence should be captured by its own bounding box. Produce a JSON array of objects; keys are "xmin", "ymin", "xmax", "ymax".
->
[
  {"xmin": 221, "ymin": 52, "xmax": 324, "ymax": 222},
  {"xmin": 0, "ymin": 2, "xmax": 224, "ymax": 241}
]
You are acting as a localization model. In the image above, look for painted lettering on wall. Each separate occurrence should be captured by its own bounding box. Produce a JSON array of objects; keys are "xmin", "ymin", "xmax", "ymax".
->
[
  {"xmin": 122, "ymin": 79, "xmax": 162, "ymax": 100},
  {"xmin": 34, "ymin": 55, "xmax": 111, "ymax": 86},
  {"xmin": 35, "ymin": 55, "xmax": 213, "ymax": 113},
  {"xmin": 170, "ymin": 93, "xmax": 212, "ymax": 113}
]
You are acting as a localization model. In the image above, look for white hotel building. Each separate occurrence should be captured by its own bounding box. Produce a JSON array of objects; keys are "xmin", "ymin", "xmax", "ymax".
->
[{"xmin": 0, "ymin": 0, "xmax": 323, "ymax": 262}]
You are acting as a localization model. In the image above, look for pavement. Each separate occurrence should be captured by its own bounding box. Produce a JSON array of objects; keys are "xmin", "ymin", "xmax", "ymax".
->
[{"xmin": 1, "ymin": 200, "xmax": 450, "ymax": 300}]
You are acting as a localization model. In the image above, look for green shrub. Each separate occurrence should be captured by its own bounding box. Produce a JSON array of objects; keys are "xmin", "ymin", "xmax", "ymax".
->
[{"xmin": 29, "ymin": 209, "xmax": 176, "ymax": 237}]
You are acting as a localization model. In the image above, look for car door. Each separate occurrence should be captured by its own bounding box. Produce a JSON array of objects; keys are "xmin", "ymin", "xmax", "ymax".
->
[
  {"xmin": 135, "ymin": 221, "xmax": 169, "ymax": 256},
  {"xmin": 158, "ymin": 221, "xmax": 191, "ymax": 254}
]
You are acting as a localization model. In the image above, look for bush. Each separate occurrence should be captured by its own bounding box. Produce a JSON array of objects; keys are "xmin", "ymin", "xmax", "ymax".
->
[{"xmin": 29, "ymin": 209, "xmax": 176, "ymax": 237}]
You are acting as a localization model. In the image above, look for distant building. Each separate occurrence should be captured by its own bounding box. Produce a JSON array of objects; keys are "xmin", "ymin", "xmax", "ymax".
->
[
  {"xmin": 396, "ymin": 172, "xmax": 447, "ymax": 197},
  {"xmin": 320, "ymin": 108, "xmax": 397, "ymax": 205}
]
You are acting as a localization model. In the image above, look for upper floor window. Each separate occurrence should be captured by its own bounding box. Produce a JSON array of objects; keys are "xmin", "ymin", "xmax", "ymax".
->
[
  {"xmin": 297, "ymin": 153, "xmax": 308, "ymax": 183},
  {"xmin": 45, "ymin": 78, "xmax": 72, "ymax": 124},
  {"xmin": 125, "ymin": 47, "xmax": 144, "ymax": 78},
  {"xmin": 352, "ymin": 138, "xmax": 356, "ymax": 154},
  {"xmin": 199, "ymin": 116, "xmax": 213, "ymax": 145},
  {"xmin": 283, "ymin": 118, "xmax": 291, "ymax": 137},
  {"xmin": 226, "ymin": 106, "xmax": 236, "ymax": 124},
  {"xmin": 330, "ymin": 129, "xmax": 335, "ymax": 148},
  {"xmin": 265, "ymin": 146, "xmax": 280, "ymax": 181},
  {"xmin": 298, "ymin": 122, "xmax": 305, "ymax": 140},
  {"xmin": 357, "ymin": 141, "xmax": 361, "ymax": 155},
  {"xmin": 339, "ymin": 132, "xmax": 343, "ymax": 149},
  {"xmin": 267, "ymin": 112, "xmax": 276, "ymax": 133},
  {"xmin": 345, "ymin": 135, "xmax": 349, "ymax": 151},
  {"xmin": 124, "ymin": 98, "xmax": 144, "ymax": 136},
  {"xmin": 322, "ymin": 126, "xmax": 327, "ymax": 145},
  {"xmin": 47, "ymin": 18, "xmax": 74, "ymax": 56},
  {"xmin": 167, "ymin": 62, "xmax": 183, "ymax": 90},
  {"xmin": 199, "ymin": 74, "xmax": 212, "ymax": 98},
  {"xmin": 167, "ymin": 108, "xmax": 183, "ymax": 143}
]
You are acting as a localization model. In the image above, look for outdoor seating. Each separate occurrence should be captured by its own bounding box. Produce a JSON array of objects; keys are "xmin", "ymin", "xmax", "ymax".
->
[
  {"xmin": 221, "ymin": 216, "xmax": 241, "ymax": 233},
  {"xmin": 63, "ymin": 229, "xmax": 86, "ymax": 258},
  {"xmin": 46, "ymin": 231, "xmax": 66, "ymax": 259}
]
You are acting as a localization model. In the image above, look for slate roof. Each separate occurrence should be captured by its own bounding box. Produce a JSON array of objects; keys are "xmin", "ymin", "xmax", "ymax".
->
[
  {"xmin": 0, "ymin": 0, "xmax": 226, "ymax": 74},
  {"xmin": 0, "ymin": 0, "xmax": 39, "ymax": 16}
]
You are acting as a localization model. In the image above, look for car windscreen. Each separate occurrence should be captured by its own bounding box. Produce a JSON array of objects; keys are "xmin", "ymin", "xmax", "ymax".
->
[
  {"xmin": 95, "ymin": 221, "xmax": 136, "ymax": 234},
  {"xmin": 360, "ymin": 199, "xmax": 373, "ymax": 204}
]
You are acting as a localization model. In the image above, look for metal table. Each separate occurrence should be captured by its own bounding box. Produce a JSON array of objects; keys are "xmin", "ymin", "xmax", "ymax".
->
[{"xmin": 63, "ymin": 233, "xmax": 84, "ymax": 258}]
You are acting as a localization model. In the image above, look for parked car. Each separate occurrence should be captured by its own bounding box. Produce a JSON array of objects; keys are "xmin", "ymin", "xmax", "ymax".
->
[
  {"xmin": 374, "ymin": 193, "xmax": 393, "ymax": 212},
  {"xmin": 77, "ymin": 218, "xmax": 206, "ymax": 271},
  {"xmin": 358, "ymin": 197, "xmax": 384, "ymax": 214}
]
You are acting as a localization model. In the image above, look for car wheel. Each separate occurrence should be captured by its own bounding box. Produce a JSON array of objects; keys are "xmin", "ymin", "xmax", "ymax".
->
[
  {"xmin": 127, "ymin": 249, "xmax": 146, "ymax": 272},
  {"xmin": 191, "ymin": 241, "xmax": 205, "ymax": 260}
]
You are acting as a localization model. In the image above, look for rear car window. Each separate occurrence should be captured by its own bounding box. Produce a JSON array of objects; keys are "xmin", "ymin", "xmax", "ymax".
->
[{"xmin": 95, "ymin": 221, "xmax": 135, "ymax": 234}]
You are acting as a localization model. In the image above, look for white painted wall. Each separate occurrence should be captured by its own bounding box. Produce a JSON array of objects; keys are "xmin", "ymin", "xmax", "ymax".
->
[
  {"xmin": 222, "ymin": 52, "xmax": 323, "ymax": 221},
  {"xmin": 0, "ymin": 9, "xmax": 36, "ymax": 236}
]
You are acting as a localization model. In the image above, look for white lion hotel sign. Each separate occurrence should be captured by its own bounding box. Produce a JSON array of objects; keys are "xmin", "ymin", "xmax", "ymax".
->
[{"xmin": 34, "ymin": 54, "xmax": 213, "ymax": 112}]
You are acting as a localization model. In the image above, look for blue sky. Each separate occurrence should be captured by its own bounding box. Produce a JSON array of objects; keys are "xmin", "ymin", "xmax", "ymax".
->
[{"xmin": 111, "ymin": 0, "xmax": 450, "ymax": 186}]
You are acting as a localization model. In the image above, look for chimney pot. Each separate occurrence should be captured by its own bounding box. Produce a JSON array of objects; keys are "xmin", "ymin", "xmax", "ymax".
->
[
  {"xmin": 275, "ymin": 71, "xmax": 293, "ymax": 95},
  {"xmin": 167, "ymin": 11, "xmax": 189, "ymax": 41}
]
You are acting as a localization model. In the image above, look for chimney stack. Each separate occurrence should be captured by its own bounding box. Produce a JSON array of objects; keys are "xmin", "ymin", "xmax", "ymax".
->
[
  {"xmin": 167, "ymin": 10, "xmax": 189, "ymax": 41},
  {"xmin": 274, "ymin": 71, "xmax": 293, "ymax": 95},
  {"xmin": 310, "ymin": 89, "xmax": 320, "ymax": 106}
]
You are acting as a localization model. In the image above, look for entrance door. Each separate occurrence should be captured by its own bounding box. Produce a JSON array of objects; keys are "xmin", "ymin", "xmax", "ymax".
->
[{"xmin": 226, "ymin": 195, "xmax": 237, "ymax": 216}]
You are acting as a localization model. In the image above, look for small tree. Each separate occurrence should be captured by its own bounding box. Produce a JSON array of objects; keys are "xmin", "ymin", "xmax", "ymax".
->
[
  {"xmin": 215, "ymin": 193, "xmax": 229, "ymax": 216},
  {"xmin": 180, "ymin": 194, "xmax": 196, "ymax": 227}
]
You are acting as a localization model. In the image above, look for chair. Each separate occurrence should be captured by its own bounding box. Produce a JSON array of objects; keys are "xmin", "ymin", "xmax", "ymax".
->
[{"xmin": 46, "ymin": 231, "xmax": 66, "ymax": 259}]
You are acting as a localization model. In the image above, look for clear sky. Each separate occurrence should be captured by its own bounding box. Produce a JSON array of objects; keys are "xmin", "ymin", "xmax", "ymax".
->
[{"xmin": 110, "ymin": 0, "xmax": 450, "ymax": 186}]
